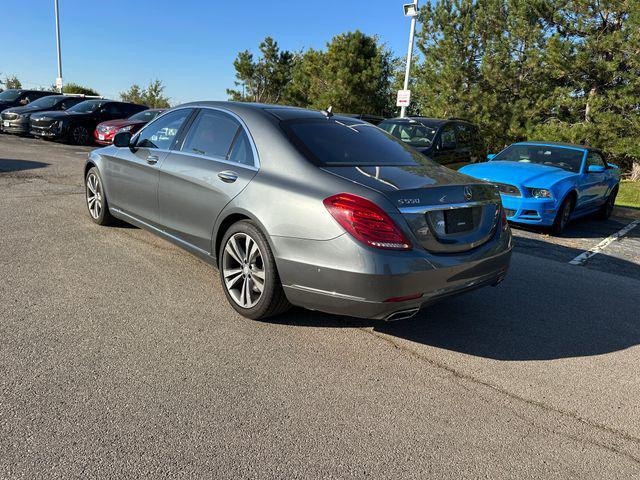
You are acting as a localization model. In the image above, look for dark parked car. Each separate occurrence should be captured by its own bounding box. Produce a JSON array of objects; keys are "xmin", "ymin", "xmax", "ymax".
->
[
  {"xmin": 84, "ymin": 102, "xmax": 511, "ymax": 321},
  {"xmin": 94, "ymin": 108, "xmax": 165, "ymax": 145},
  {"xmin": 379, "ymin": 117, "xmax": 485, "ymax": 169},
  {"xmin": 0, "ymin": 89, "xmax": 57, "ymax": 114},
  {"xmin": 30, "ymin": 100, "xmax": 147, "ymax": 145},
  {"xmin": 1, "ymin": 95, "xmax": 89, "ymax": 135}
]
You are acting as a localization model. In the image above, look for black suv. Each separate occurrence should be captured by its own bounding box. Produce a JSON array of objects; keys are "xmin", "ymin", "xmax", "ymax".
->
[
  {"xmin": 1, "ymin": 95, "xmax": 89, "ymax": 135},
  {"xmin": 0, "ymin": 89, "xmax": 57, "ymax": 114},
  {"xmin": 378, "ymin": 117, "xmax": 485, "ymax": 169},
  {"xmin": 30, "ymin": 99, "xmax": 147, "ymax": 145}
]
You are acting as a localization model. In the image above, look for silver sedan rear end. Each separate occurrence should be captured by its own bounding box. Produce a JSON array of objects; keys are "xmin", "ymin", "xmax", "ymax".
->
[{"xmin": 84, "ymin": 102, "xmax": 512, "ymax": 321}]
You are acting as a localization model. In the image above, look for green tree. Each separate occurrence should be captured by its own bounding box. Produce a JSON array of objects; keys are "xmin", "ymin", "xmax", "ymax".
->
[
  {"xmin": 2, "ymin": 75, "xmax": 22, "ymax": 89},
  {"xmin": 120, "ymin": 80, "xmax": 170, "ymax": 108},
  {"xmin": 62, "ymin": 83, "xmax": 99, "ymax": 96},
  {"xmin": 531, "ymin": 0, "xmax": 640, "ymax": 170},
  {"xmin": 289, "ymin": 31, "xmax": 394, "ymax": 116},
  {"xmin": 227, "ymin": 37, "xmax": 294, "ymax": 104}
]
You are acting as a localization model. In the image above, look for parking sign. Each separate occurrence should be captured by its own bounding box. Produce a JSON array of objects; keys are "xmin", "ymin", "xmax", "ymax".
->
[{"xmin": 396, "ymin": 89, "xmax": 411, "ymax": 107}]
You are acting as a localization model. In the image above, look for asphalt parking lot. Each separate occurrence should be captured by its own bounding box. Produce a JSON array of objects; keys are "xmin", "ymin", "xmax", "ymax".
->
[{"xmin": 1, "ymin": 134, "xmax": 639, "ymax": 479}]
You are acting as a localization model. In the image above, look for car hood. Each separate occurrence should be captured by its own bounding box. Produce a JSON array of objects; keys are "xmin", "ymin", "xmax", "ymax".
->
[
  {"xmin": 32, "ymin": 110, "xmax": 92, "ymax": 121},
  {"xmin": 4, "ymin": 104, "xmax": 50, "ymax": 115},
  {"xmin": 460, "ymin": 161, "xmax": 575, "ymax": 187},
  {"xmin": 98, "ymin": 119, "xmax": 145, "ymax": 129}
]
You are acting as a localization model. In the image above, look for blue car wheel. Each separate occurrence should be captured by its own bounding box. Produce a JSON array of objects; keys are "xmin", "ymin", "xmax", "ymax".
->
[{"xmin": 552, "ymin": 195, "xmax": 574, "ymax": 235}]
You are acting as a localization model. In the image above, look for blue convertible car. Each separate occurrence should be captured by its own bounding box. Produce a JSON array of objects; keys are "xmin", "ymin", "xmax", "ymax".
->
[{"xmin": 459, "ymin": 142, "xmax": 620, "ymax": 234}]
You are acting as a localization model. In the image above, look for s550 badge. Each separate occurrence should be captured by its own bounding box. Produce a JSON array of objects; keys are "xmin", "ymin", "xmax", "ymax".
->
[{"xmin": 397, "ymin": 198, "xmax": 420, "ymax": 206}]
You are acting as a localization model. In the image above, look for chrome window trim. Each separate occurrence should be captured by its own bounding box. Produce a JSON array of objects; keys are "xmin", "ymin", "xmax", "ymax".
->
[
  {"xmin": 399, "ymin": 200, "xmax": 498, "ymax": 214},
  {"xmin": 132, "ymin": 105, "xmax": 261, "ymax": 170},
  {"xmin": 167, "ymin": 149, "xmax": 259, "ymax": 172}
]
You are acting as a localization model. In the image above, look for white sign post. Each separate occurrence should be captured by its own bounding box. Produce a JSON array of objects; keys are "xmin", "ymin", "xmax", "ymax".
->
[
  {"xmin": 55, "ymin": 77, "xmax": 63, "ymax": 92},
  {"xmin": 396, "ymin": 89, "xmax": 411, "ymax": 108}
]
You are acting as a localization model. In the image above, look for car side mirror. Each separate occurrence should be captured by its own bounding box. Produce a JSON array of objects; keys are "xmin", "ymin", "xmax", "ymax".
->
[
  {"xmin": 113, "ymin": 131, "xmax": 132, "ymax": 148},
  {"xmin": 587, "ymin": 165, "xmax": 605, "ymax": 173},
  {"xmin": 487, "ymin": 153, "xmax": 496, "ymax": 160}
]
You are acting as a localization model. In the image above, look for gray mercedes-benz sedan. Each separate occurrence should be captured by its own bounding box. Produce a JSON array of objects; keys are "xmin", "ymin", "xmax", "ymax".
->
[{"xmin": 84, "ymin": 102, "xmax": 512, "ymax": 321}]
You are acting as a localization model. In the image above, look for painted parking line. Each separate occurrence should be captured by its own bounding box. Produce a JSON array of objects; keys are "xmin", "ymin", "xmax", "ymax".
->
[{"xmin": 569, "ymin": 219, "xmax": 640, "ymax": 266}]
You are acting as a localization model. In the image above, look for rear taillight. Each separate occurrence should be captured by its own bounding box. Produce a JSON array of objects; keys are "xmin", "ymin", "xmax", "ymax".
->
[{"xmin": 323, "ymin": 193, "xmax": 411, "ymax": 250}]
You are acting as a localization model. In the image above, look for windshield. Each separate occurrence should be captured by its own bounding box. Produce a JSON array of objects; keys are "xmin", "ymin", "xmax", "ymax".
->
[
  {"xmin": 379, "ymin": 120, "xmax": 437, "ymax": 148},
  {"xmin": 67, "ymin": 100, "xmax": 105, "ymax": 113},
  {"xmin": 128, "ymin": 110, "xmax": 162, "ymax": 122},
  {"xmin": 25, "ymin": 96, "xmax": 61, "ymax": 109},
  {"xmin": 283, "ymin": 118, "xmax": 432, "ymax": 166},
  {"xmin": 492, "ymin": 144, "xmax": 585, "ymax": 173},
  {"xmin": 0, "ymin": 89, "xmax": 21, "ymax": 101}
]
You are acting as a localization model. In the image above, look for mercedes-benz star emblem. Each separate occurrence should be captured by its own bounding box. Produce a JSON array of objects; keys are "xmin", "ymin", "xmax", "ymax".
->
[{"xmin": 464, "ymin": 186, "xmax": 473, "ymax": 201}]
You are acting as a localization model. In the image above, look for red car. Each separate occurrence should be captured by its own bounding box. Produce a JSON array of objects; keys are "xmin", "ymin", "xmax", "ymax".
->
[{"xmin": 94, "ymin": 108, "xmax": 165, "ymax": 145}]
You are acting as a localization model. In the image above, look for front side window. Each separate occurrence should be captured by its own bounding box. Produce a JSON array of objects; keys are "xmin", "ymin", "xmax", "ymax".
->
[
  {"xmin": 181, "ymin": 110, "xmax": 240, "ymax": 158},
  {"xmin": 491, "ymin": 145, "xmax": 584, "ymax": 173},
  {"xmin": 67, "ymin": 100, "xmax": 106, "ymax": 113},
  {"xmin": 379, "ymin": 121, "xmax": 437, "ymax": 148},
  {"xmin": 283, "ymin": 118, "xmax": 431, "ymax": 166},
  {"xmin": 136, "ymin": 109, "xmax": 191, "ymax": 150}
]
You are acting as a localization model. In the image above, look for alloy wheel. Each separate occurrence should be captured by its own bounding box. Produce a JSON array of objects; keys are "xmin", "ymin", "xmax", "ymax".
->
[
  {"xmin": 73, "ymin": 126, "xmax": 89, "ymax": 145},
  {"xmin": 86, "ymin": 173, "xmax": 103, "ymax": 219},
  {"xmin": 222, "ymin": 232, "xmax": 265, "ymax": 309}
]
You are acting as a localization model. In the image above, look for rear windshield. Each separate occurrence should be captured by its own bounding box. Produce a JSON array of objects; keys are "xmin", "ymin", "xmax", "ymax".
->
[
  {"xmin": 379, "ymin": 120, "xmax": 437, "ymax": 148},
  {"xmin": 492, "ymin": 144, "xmax": 585, "ymax": 173},
  {"xmin": 282, "ymin": 118, "xmax": 428, "ymax": 166}
]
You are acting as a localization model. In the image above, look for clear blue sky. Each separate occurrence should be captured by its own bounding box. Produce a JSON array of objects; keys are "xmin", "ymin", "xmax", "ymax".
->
[{"xmin": 0, "ymin": 0, "xmax": 420, "ymax": 105}]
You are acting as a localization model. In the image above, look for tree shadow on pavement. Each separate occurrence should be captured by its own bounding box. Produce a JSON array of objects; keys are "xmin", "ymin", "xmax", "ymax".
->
[
  {"xmin": 0, "ymin": 158, "xmax": 49, "ymax": 173},
  {"xmin": 271, "ymin": 237, "xmax": 640, "ymax": 361}
]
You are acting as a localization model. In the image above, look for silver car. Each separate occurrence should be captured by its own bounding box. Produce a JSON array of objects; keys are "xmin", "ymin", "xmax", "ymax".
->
[{"xmin": 84, "ymin": 102, "xmax": 512, "ymax": 321}]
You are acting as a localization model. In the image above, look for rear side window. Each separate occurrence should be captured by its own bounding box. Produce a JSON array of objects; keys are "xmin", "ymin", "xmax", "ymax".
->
[
  {"xmin": 181, "ymin": 110, "xmax": 239, "ymax": 158},
  {"xmin": 228, "ymin": 129, "xmax": 255, "ymax": 166},
  {"xmin": 137, "ymin": 109, "xmax": 191, "ymax": 150},
  {"xmin": 455, "ymin": 124, "xmax": 475, "ymax": 147},
  {"xmin": 283, "ymin": 118, "xmax": 428, "ymax": 166}
]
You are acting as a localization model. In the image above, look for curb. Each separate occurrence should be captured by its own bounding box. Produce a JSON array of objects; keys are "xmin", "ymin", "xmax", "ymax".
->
[{"xmin": 613, "ymin": 205, "xmax": 640, "ymax": 220}]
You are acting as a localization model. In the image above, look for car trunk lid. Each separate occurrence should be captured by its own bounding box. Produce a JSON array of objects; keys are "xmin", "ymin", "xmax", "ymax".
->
[{"xmin": 322, "ymin": 164, "xmax": 502, "ymax": 253}]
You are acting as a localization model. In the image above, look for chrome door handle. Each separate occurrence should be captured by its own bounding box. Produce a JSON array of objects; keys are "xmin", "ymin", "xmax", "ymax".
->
[
  {"xmin": 146, "ymin": 155, "xmax": 159, "ymax": 165},
  {"xmin": 218, "ymin": 171, "xmax": 238, "ymax": 183}
]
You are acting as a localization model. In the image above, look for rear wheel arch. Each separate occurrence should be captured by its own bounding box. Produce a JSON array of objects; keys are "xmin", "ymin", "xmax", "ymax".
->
[{"xmin": 214, "ymin": 211, "xmax": 278, "ymax": 265}]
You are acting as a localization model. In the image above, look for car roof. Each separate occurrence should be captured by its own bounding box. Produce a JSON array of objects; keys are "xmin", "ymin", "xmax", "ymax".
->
[
  {"xmin": 176, "ymin": 101, "xmax": 360, "ymax": 122},
  {"xmin": 514, "ymin": 141, "xmax": 601, "ymax": 153}
]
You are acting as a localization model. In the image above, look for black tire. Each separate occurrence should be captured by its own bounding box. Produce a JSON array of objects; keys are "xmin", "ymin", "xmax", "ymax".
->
[
  {"xmin": 85, "ymin": 167, "xmax": 115, "ymax": 226},
  {"xmin": 598, "ymin": 187, "xmax": 618, "ymax": 220},
  {"xmin": 551, "ymin": 195, "xmax": 574, "ymax": 235},
  {"xmin": 219, "ymin": 220, "xmax": 291, "ymax": 320},
  {"xmin": 70, "ymin": 125, "xmax": 91, "ymax": 145}
]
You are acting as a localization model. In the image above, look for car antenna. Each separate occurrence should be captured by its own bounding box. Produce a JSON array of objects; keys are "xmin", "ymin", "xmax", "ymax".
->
[{"xmin": 321, "ymin": 106, "xmax": 334, "ymax": 119}]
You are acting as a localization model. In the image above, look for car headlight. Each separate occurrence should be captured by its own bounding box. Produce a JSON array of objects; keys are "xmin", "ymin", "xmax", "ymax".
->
[
  {"xmin": 118, "ymin": 125, "xmax": 133, "ymax": 132},
  {"xmin": 527, "ymin": 188, "xmax": 552, "ymax": 198}
]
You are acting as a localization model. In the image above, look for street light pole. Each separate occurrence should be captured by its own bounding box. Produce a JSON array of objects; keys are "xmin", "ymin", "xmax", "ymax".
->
[
  {"xmin": 54, "ymin": 0, "xmax": 63, "ymax": 93},
  {"xmin": 400, "ymin": 0, "xmax": 418, "ymax": 118}
]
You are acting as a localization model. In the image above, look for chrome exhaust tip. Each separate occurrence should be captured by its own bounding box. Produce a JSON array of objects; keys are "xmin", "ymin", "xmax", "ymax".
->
[{"xmin": 385, "ymin": 308, "xmax": 420, "ymax": 322}]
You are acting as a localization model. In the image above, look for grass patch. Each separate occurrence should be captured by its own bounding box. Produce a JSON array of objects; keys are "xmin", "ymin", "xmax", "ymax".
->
[{"xmin": 617, "ymin": 180, "xmax": 640, "ymax": 209}]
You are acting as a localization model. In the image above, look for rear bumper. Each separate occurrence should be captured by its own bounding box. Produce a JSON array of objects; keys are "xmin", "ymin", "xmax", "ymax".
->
[
  {"xmin": 273, "ymin": 229, "xmax": 512, "ymax": 320},
  {"xmin": 501, "ymin": 195, "xmax": 558, "ymax": 226}
]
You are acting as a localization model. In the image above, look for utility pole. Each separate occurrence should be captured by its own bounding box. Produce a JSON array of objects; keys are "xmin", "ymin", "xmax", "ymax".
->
[
  {"xmin": 400, "ymin": 0, "xmax": 418, "ymax": 118},
  {"xmin": 54, "ymin": 0, "xmax": 63, "ymax": 93}
]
